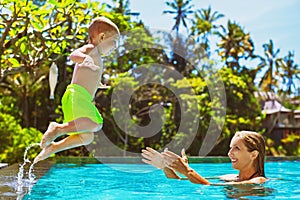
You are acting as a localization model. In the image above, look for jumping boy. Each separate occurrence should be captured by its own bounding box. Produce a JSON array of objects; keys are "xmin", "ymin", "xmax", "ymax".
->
[{"xmin": 34, "ymin": 17, "xmax": 120, "ymax": 163}]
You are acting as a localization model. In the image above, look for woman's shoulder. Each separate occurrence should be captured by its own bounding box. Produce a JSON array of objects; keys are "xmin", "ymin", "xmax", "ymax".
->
[
  {"xmin": 218, "ymin": 174, "xmax": 267, "ymax": 185},
  {"xmin": 249, "ymin": 176, "xmax": 267, "ymax": 184},
  {"xmin": 219, "ymin": 174, "xmax": 238, "ymax": 182}
]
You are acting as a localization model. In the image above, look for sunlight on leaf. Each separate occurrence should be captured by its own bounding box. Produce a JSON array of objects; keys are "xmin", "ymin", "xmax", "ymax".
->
[{"xmin": 8, "ymin": 58, "xmax": 20, "ymax": 67}]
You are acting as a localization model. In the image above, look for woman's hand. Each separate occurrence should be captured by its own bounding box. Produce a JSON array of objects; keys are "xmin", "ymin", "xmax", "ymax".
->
[
  {"xmin": 162, "ymin": 149, "xmax": 190, "ymax": 176},
  {"xmin": 162, "ymin": 149, "xmax": 210, "ymax": 185},
  {"xmin": 141, "ymin": 147, "xmax": 166, "ymax": 169},
  {"xmin": 141, "ymin": 147, "xmax": 181, "ymax": 179}
]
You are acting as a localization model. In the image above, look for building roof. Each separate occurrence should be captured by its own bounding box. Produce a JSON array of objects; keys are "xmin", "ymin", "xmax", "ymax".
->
[
  {"xmin": 254, "ymin": 91, "xmax": 294, "ymax": 114},
  {"xmin": 294, "ymin": 110, "xmax": 300, "ymax": 119},
  {"xmin": 254, "ymin": 91, "xmax": 277, "ymax": 101},
  {"xmin": 262, "ymin": 100, "xmax": 292, "ymax": 115}
]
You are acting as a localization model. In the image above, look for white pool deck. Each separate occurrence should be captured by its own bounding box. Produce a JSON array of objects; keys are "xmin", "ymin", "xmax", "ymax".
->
[{"xmin": 0, "ymin": 163, "xmax": 8, "ymax": 169}]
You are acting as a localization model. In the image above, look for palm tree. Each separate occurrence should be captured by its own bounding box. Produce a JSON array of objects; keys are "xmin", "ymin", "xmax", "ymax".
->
[
  {"xmin": 163, "ymin": 0, "xmax": 194, "ymax": 34},
  {"xmin": 159, "ymin": 30, "xmax": 206, "ymax": 76},
  {"xmin": 280, "ymin": 51, "xmax": 300, "ymax": 95},
  {"xmin": 106, "ymin": 0, "xmax": 140, "ymax": 17},
  {"xmin": 191, "ymin": 6, "xmax": 224, "ymax": 55},
  {"xmin": 216, "ymin": 20, "xmax": 255, "ymax": 72},
  {"xmin": 256, "ymin": 40, "xmax": 283, "ymax": 92}
]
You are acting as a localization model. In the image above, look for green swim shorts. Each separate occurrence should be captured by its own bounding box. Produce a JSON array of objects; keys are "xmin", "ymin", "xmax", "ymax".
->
[{"xmin": 62, "ymin": 84, "xmax": 103, "ymax": 127}]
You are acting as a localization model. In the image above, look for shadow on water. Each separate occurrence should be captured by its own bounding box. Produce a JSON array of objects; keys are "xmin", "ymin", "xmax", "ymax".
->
[{"xmin": 223, "ymin": 184, "xmax": 275, "ymax": 199}]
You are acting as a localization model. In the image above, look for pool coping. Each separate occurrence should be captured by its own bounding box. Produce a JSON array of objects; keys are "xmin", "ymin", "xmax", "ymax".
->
[
  {"xmin": 0, "ymin": 163, "xmax": 8, "ymax": 169},
  {"xmin": 1, "ymin": 156, "xmax": 299, "ymax": 169},
  {"xmin": 53, "ymin": 156, "xmax": 300, "ymax": 164},
  {"xmin": 0, "ymin": 160, "xmax": 55, "ymax": 199}
]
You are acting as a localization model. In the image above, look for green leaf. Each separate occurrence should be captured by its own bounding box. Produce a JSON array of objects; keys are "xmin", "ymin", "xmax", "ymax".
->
[
  {"xmin": 66, "ymin": 35, "xmax": 74, "ymax": 40},
  {"xmin": 8, "ymin": 58, "xmax": 20, "ymax": 67},
  {"xmin": 76, "ymin": 34, "xmax": 85, "ymax": 40},
  {"xmin": 20, "ymin": 43, "xmax": 26, "ymax": 54},
  {"xmin": 53, "ymin": 46, "xmax": 61, "ymax": 54},
  {"xmin": 64, "ymin": 0, "xmax": 76, "ymax": 6},
  {"xmin": 48, "ymin": 0, "xmax": 59, "ymax": 6},
  {"xmin": 61, "ymin": 40, "xmax": 68, "ymax": 51},
  {"xmin": 31, "ymin": 21, "xmax": 42, "ymax": 31}
]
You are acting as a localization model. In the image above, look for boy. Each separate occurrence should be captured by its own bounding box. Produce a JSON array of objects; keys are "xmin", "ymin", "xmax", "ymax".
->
[{"xmin": 34, "ymin": 17, "xmax": 120, "ymax": 163}]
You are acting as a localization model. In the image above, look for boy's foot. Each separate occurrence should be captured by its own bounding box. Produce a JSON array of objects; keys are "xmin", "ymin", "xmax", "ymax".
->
[
  {"xmin": 34, "ymin": 143, "xmax": 55, "ymax": 163},
  {"xmin": 40, "ymin": 122, "xmax": 59, "ymax": 148}
]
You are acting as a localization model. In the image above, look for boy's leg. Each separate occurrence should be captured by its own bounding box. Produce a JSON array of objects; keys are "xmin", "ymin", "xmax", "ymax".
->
[
  {"xmin": 34, "ymin": 132, "xmax": 94, "ymax": 163},
  {"xmin": 40, "ymin": 117, "xmax": 102, "ymax": 148}
]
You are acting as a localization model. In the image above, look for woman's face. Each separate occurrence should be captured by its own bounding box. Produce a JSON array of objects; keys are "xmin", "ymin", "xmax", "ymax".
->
[{"xmin": 228, "ymin": 136, "xmax": 254, "ymax": 170}]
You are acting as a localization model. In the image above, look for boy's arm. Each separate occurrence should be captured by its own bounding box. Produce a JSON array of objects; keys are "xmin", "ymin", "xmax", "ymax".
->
[
  {"xmin": 71, "ymin": 44, "xmax": 102, "ymax": 71},
  {"xmin": 70, "ymin": 44, "xmax": 95, "ymax": 64}
]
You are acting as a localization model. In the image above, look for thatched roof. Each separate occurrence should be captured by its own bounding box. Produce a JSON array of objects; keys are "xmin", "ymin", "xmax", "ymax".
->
[
  {"xmin": 263, "ymin": 100, "xmax": 291, "ymax": 114},
  {"xmin": 254, "ymin": 91, "xmax": 291, "ymax": 114}
]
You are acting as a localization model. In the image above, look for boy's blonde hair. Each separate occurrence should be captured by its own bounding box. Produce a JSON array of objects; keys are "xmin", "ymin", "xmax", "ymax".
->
[{"xmin": 88, "ymin": 16, "xmax": 120, "ymax": 37}]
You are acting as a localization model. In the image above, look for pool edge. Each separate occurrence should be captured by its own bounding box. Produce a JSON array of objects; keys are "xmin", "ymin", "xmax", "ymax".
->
[
  {"xmin": 0, "ymin": 163, "xmax": 8, "ymax": 169},
  {"xmin": 53, "ymin": 156, "xmax": 300, "ymax": 164}
]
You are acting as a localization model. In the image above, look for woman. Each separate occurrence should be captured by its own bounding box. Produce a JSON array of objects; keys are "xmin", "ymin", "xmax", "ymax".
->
[{"xmin": 141, "ymin": 131, "xmax": 267, "ymax": 185}]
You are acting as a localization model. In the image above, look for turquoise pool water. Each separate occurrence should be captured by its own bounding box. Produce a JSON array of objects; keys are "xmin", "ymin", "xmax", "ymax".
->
[{"xmin": 24, "ymin": 161, "xmax": 299, "ymax": 199}]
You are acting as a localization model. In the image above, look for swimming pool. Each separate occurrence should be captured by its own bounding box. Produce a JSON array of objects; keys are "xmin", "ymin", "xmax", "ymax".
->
[{"xmin": 17, "ymin": 161, "xmax": 299, "ymax": 199}]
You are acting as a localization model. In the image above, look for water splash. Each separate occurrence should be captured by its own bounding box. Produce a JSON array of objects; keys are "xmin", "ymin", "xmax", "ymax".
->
[
  {"xmin": 28, "ymin": 163, "xmax": 36, "ymax": 182},
  {"xmin": 16, "ymin": 143, "xmax": 40, "ymax": 194}
]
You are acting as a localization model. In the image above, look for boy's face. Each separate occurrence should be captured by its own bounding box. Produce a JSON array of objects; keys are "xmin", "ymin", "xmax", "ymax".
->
[
  {"xmin": 99, "ymin": 34, "xmax": 119, "ymax": 56},
  {"xmin": 90, "ymin": 31, "xmax": 119, "ymax": 56}
]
